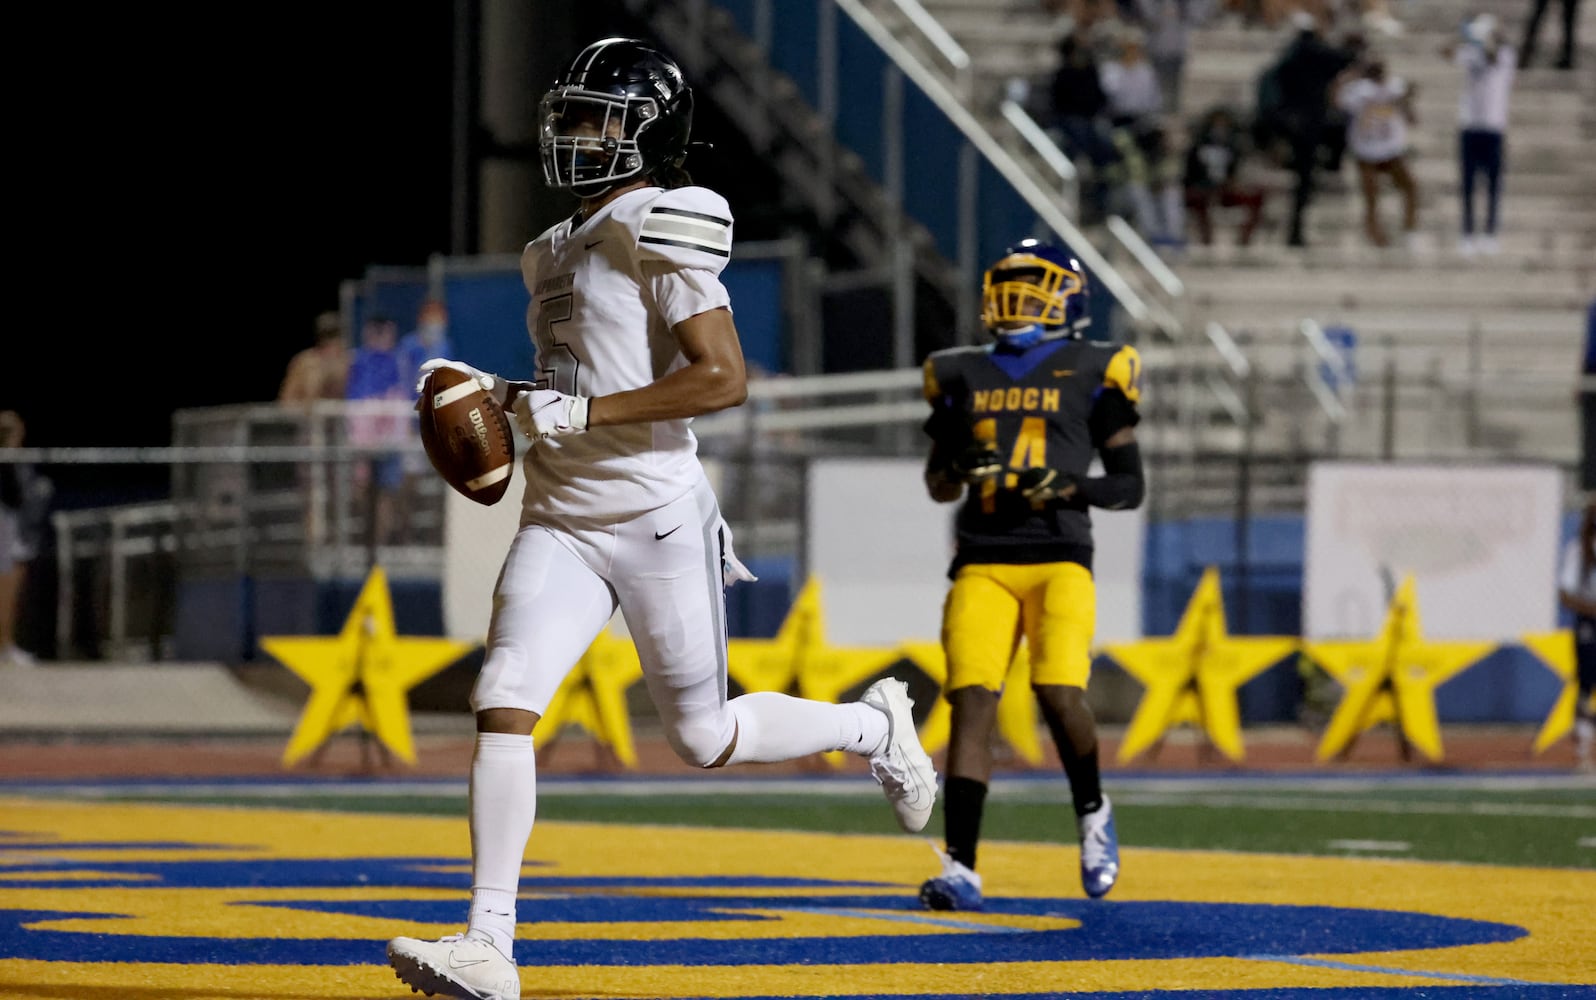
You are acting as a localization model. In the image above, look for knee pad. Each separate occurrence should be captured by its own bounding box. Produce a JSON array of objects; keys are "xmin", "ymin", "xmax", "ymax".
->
[{"xmin": 664, "ymin": 712, "xmax": 735, "ymax": 769}]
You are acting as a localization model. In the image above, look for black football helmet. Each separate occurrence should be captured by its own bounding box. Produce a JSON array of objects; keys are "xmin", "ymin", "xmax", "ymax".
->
[{"xmin": 539, "ymin": 37, "xmax": 694, "ymax": 198}]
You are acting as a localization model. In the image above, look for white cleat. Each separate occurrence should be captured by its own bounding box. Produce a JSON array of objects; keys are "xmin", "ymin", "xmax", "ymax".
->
[
  {"xmin": 387, "ymin": 933, "xmax": 520, "ymax": 1000},
  {"xmin": 860, "ymin": 678, "xmax": 939, "ymax": 833}
]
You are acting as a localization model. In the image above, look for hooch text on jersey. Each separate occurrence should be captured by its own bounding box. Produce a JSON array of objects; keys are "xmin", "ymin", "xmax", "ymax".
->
[{"xmin": 970, "ymin": 387, "xmax": 1062, "ymax": 414}]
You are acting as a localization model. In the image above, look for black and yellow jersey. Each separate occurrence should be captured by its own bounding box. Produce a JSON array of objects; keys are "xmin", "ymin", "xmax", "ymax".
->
[{"xmin": 923, "ymin": 336, "xmax": 1142, "ymax": 575}]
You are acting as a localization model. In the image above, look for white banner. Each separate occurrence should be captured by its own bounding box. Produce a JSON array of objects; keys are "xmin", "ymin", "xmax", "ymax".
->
[
  {"xmin": 806, "ymin": 458, "xmax": 1144, "ymax": 646},
  {"xmin": 1303, "ymin": 462, "xmax": 1563, "ymax": 640}
]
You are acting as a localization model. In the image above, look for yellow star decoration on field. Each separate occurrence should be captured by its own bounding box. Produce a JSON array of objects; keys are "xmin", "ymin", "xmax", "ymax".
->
[
  {"xmin": 537, "ymin": 628, "xmax": 645, "ymax": 767},
  {"xmin": 727, "ymin": 577, "xmax": 904, "ymax": 768},
  {"xmin": 899, "ymin": 640, "xmax": 1044, "ymax": 764},
  {"xmin": 726, "ymin": 576, "xmax": 824, "ymax": 696},
  {"xmin": 262, "ymin": 566, "xmax": 472, "ymax": 767},
  {"xmin": 1102, "ymin": 567, "xmax": 1298, "ymax": 763},
  {"xmin": 1521, "ymin": 630, "xmax": 1587, "ymax": 754},
  {"xmin": 1306, "ymin": 575, "xmax": 1494, "ymax": 763}
]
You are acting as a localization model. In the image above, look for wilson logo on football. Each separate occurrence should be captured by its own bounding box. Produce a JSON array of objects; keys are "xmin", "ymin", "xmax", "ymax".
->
[{"xmin": 468, "ymin": 407, "xmax": 492, "ymax": 456}]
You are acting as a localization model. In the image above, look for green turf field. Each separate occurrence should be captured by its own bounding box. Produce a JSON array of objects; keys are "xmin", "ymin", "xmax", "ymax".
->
[{"xmin": 72, "ymin": 774, "xmax": 1596, "ymax": 870}]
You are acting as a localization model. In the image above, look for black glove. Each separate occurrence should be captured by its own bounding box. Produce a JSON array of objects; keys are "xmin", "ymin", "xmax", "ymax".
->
[
  {"xmin": 950, "ymin": 443, "xmax": 1004, "ymax": 482},
  {"xmin": 1015, "ymin": 467, "xmax": 1078, "ymax": 504}
]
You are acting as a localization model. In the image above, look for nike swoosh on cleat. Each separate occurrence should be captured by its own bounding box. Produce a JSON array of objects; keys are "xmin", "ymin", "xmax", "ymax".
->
[
  {"xmin": 654, "ymin": 525, "xmax": 682, "ymax": 540},
  {"xmin": 447, "ymin": 955, "xmax": 491, "ymax": 970}
]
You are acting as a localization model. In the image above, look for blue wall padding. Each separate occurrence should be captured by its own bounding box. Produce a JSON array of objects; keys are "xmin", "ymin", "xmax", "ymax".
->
[
  {"xmin": 772, "ymin": 3, "xmax": 822, "ymax": 107},
  {"xmin": 722, "ymin": 258, "xmax": 786, "ymax": 373},
  {"xmin": 441, "ymin": 272, "xmax": 535, "ymax": 381},
  {"xmin": 835, "ymin": 17, "xmax": 886, "ymax": 185},
  {"xmin": 902, "ymin": 85, "xmax": 963, "ymax": 262}
]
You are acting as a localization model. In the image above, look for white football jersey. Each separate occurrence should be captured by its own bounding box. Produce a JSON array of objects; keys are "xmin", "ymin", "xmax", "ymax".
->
[{"xmin": 518, "ymin": 185, "xmax": 734, "ymax": 523}]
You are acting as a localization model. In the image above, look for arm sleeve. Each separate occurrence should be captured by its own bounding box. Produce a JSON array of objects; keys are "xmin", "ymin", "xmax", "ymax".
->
[{"xmin": 1075, "ymin": 440, "xmax": 1145, "ymax": 510}]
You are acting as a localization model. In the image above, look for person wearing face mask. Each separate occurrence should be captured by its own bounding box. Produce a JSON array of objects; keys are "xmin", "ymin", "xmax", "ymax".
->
[{"xmin": 398, "ymin": 298, "xmax": 454, "ymax": 387}]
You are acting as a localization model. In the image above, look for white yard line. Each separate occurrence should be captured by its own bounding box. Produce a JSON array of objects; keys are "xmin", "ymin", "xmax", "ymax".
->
[{"xmin": 1325, "ymin": 839, "xmax": 1411, "ymax": 852}]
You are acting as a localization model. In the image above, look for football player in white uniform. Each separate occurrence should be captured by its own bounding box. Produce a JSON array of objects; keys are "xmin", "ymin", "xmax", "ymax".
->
[{"xmin": 386, "ymin": 37, "xmax": 939, "ymax": 1000}]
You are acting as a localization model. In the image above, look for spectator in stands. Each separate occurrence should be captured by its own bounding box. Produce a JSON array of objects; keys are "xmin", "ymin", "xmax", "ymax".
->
[
  {"xmin": 1222, "ymin": 0, "xmax": 1295, "ymax": 29},
  {"xmin": 397, "ymin": 298, "xmax": 454, "ymax": 388},
  {"xmin": 345, "ymin": 314, "xmax": 406, "ymax": 545},
  {"xmin": 1183, "ymin": 106, "xmax": 1268, "ymax": 245},
  {"xmin": 1266, "ymin": 11, "xmax": 1359, "ymax": 246},
  {"xmin": 1443, "ymin": 14, "xmax": 1517, "ymax": 257},
  {"xmin": 1050, "ymin": 32, "xmax": 1118, "ymax": 223},
  {"xmin": 277, "ymin": 310, "xmax": 351, "ymax": 405},
  {"xmin": 1100, "ymin": 25, "xmax": 1163, "ymax": 130},
  {"xmin": 1113, "ymin": 119, "xmax": 1187, "ymax": 247},
  {"xmin": 0, "ymin": 411, "xmax": 48, "ymax": 666},
  {"xmin": 1045, "ymin": 0, "xmax": 1120, "ymax": 34},
  {"xmin": 1556, "ymin": 499, "xmax": 1596, "ymax": 771},
  {"xmin": 1518, "ymin": 0, "xmax": 1580, "ymax": 69},
  {"xmin": 1132, "ymin": 0, "xmax": 1214, "ymax": 113},
  {"xmin": 1336, "ymin": 54, "xmax": 1419, "ymax": 248}
]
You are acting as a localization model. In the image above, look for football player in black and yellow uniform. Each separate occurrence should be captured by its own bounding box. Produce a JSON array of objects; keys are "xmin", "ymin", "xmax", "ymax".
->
[{"xmin": 919, "ymin": 239, "xmax": 1144, "ymax": 910}]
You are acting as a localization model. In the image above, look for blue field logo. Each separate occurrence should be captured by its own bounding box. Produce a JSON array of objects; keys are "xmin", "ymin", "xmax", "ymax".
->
[
  {"xmin": 1, "ymin": 801, "xmax": 1586, "ymax": 999},
  {"xmin": 0, "ymin": 853, "xmax": 1525, "ymax": 967}
]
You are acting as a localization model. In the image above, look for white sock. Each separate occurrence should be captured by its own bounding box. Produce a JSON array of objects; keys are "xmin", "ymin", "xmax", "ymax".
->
[
  {"xmin": 724, "ymin": 692, "xmax": 890, "ymax": 764},
  {"xmin": 466, "ymin": 732, "xmax": 536, "ymax": 957}
]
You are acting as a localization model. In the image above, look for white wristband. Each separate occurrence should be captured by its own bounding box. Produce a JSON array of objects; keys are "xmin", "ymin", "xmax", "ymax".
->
[{"xmin": 569, "ymin": 395, "xmax": 590, "ymax": 431}]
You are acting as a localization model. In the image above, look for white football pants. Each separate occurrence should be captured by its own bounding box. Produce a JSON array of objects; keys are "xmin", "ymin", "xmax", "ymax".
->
[{"xmin": 473, "ymin": 476, "xmax": 840, "ymax": 766}]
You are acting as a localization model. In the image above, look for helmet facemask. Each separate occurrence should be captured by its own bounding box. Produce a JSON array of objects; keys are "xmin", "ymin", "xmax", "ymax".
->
[
  {"xmin": 539, "ymin": 88, "xmax": 657, "ymax": 198},
  {"xmin": 982, "ymin": 254, "xmax": 1083, "ymax": 337}
]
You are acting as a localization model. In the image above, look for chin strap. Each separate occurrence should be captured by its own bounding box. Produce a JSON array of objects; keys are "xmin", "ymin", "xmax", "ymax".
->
[{"xmin": 994, "ymin": 324, "xmax": 1079, "ymax": 350}]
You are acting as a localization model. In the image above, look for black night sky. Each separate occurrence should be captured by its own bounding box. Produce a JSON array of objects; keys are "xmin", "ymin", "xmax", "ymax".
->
[{"xmin": 14, "ymin": 5, "xmax": 458, "ymax": 452}]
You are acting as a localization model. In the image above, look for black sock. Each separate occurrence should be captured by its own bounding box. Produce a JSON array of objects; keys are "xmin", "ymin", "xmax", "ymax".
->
[
  {"xmin": 1063, "ymin": 746, "xmax": 1102, "ymax": 818},
  {"xmin": 943, "ymin": 776, "xmax": 988, "ymax": 870}
]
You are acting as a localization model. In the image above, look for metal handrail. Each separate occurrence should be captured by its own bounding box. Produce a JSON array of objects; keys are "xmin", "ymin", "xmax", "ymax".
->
[
  {"xmin": 835, "ymin": 0, "xmax": 1153, "ymax": 329},
  {"xmin": 1205, "ymin": 321, "xmax": 1252, "ymax": 380},
  {"xmin": 999, "ymin": 99, "xmax": 1078, "ymax": 184},
  {"xmin": 1297, "ymin": 318, "xmax": 1349, "ymax": 423},
  {"xmin": 885, "ymin": 0, "xmax": 971, "ymax": 98},
  {"xmin": 1299, "ymin": 319, "xmax": 1352, "ymax": 386},
  {"xmin": 1106, "ymin": 216, "xmax": 1185, "ymax": 299}
]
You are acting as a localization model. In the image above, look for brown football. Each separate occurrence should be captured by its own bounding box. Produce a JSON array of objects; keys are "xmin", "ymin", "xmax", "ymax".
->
[{"xmin": 417, "ymin": 366, "xmax": 515, "ymax": 506}]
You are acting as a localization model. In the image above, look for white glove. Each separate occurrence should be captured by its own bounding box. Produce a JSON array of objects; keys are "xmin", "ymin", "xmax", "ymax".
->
[
  {"xmin": 415, "ymin": 357, "xmax": 499, "ymax": 397},
  {"xmin": 514, "ymin": 389, "xmax": 590, "ymax": 439}
]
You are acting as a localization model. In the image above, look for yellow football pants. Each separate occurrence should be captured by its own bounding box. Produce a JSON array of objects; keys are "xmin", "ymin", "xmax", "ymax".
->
[{"xmin": 941, "ymin": 561, "xmax": 1096, "ymax": 691}]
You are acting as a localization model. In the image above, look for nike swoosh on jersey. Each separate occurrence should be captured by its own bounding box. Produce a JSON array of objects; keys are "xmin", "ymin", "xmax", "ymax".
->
[
  {"xmin": 1053, "ymin": 369, "xmax": 1075, "ymax": 377},
  {"xmin": 654, "ymin": 525, "xmax": 682, "ymax": 540},
  {"xmin": 585, "ymin": 239, "xmax": 604, "ymax": 250}
]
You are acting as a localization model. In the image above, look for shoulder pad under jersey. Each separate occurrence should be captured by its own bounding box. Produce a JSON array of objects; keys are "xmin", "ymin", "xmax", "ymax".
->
[
  {"xmin": 618, "ymin": 186, "xmax": 734, "ymax": 274},
  {"xmin": 1096, "ymin": 343, "xmax": 1144, "ymax": 406},
  {"xmin": 923, "ymin": 345, "xmax": 986, "ymax": 402}
]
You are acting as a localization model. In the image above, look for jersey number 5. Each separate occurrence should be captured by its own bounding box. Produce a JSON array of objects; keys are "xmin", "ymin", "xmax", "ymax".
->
[{"xmin": 534, "ymin": 292, "xmax": 582, "ymax": 395}]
